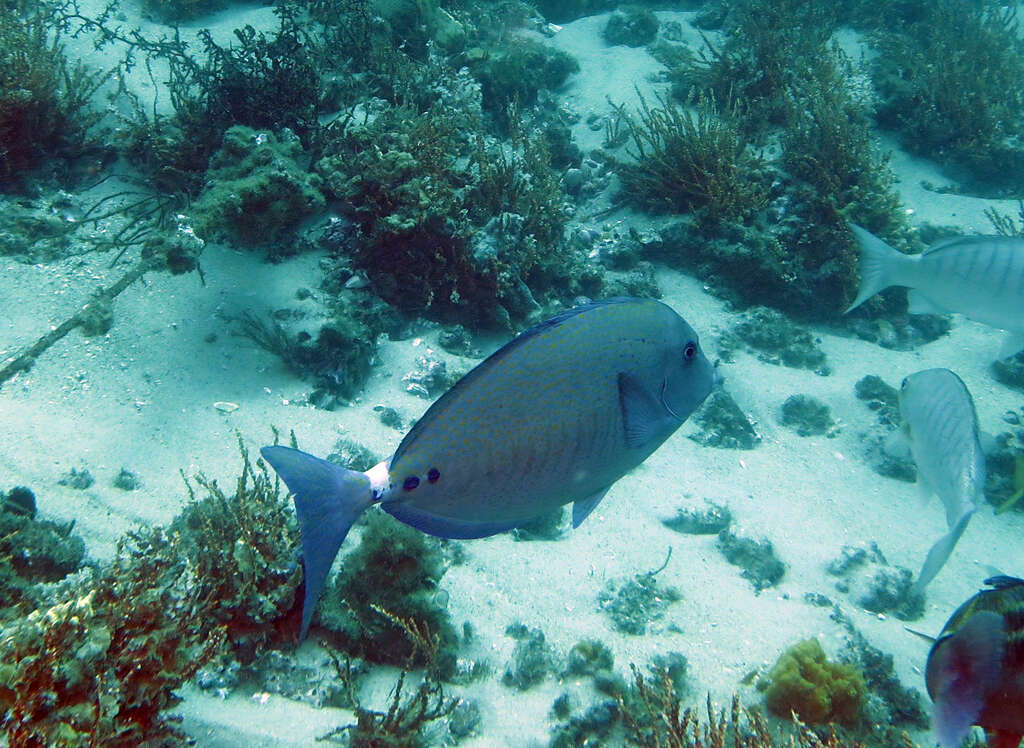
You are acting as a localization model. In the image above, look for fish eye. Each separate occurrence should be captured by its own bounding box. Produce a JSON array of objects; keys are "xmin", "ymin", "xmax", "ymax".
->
[
  {"xmin": 900, "ymin": 376, "xmax": 908, "ymax": 389},
  {"xmin": 683, "ymin": 341, "xmax": 697, "ymax": 361}
]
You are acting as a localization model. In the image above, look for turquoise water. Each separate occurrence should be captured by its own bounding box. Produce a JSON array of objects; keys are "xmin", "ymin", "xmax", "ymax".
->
[{"xmin": 2, "ymin": 1, "xmax": 1024, "ymax": 745}]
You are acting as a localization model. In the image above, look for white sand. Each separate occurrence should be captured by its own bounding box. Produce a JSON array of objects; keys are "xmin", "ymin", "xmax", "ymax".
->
[{"xmin": 2, "ymin": 6, "xmax": 1024, "ymax": 746}]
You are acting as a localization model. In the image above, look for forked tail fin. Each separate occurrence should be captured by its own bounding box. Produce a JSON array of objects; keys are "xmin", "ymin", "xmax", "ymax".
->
[
  {"xmin": 845, "ymin": 224, "xmax": 909, "ymax": 314},
  {"xmin": 913, "ymin": 509, "xmax": 974, "ymax": 595},
  {"xmin": 260, "ymin": 445, "xmax": 374, "ymax": 641}
]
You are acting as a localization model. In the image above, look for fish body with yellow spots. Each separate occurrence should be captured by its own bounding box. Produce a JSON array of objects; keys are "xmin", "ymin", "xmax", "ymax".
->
[
  {"xmin": 926, "ymin": 575, "xmax": 1024, "ymax": 748},
  {"xmin": 261, "ymin": 298, "xmax": 717, "ymax": 639}
]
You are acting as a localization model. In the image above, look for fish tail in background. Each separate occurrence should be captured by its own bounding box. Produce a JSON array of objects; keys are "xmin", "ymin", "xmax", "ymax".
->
[
  {"xmin": 913, "ymin": 509, "xmax": 975, "ymax": 595},
  {"xmin": 260, "ymin": 445, "xmax": 374, "ymax": 641},
  {"xmin": 928, "ymin": 611, "xmax": 1005, "ymax": 747},
  {"xmin": 845, "ymin": 224, "xmax": 911, "ymax": 314}
]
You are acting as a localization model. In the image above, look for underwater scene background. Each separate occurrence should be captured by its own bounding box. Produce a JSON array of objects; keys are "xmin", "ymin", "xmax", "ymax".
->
[{"xmin": 2, "ymin": 0, "xmax": 1024, "ymax": 744}]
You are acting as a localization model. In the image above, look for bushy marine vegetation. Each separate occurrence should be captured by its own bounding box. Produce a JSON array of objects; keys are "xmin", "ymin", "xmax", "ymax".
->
[
  {"xmin": 0, "ymin": 4, "xmax": 109, "ymax": 187},
  {"xmin": 870, "ymin": 0, "xmax": 1024, "ymax": 195},
  {"xmin": 623, "ymin": 1, "xmax": 910, "ymax": 323},
  {"xmin": 141, "ymin": 0, "xmax": 230, "ymax": 22},
  {"xmin": 553, "ymin": 654, "xmax": 883, "ymax": 747},
  {"xmin": 671, "ymin": 0, "xmax": 837, "ymax": 133},
  {"xmin": 0, "ymin": 503, "xmax": 84, "ymax": 612},
  {"xmin": 317, "ymin": 510, "xmax": 459, "ymax": 676},
  {"xmin": 316, "ymin": 88, "xmax": 597, "ymax": 327},
  {"xmin": 617, "ymin": 92, "xmax": 768, "ymax": 225},
  {"xmin": 191, "ymin": 125, "xmax": 325, "ymax": 253},
  {"xmin": 115, "ymin": 5, "xmax": 324, "ymax": 195},
  {"xmin": 0, "ymin": 528, "xmax": 225, "ymax": 745},
  {"xmin": 0, "ymin": 441, "xmax": 301, "ymax": 743}
]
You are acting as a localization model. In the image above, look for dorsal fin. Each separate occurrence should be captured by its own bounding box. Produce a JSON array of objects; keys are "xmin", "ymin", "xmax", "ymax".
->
[
  {"xmin": 923, "ymin": 235, "xmax": 1022, "ymax": 256},
  {"xmin": 985, "ymin": 575, "xmax": 1024, "ymax": 590}
]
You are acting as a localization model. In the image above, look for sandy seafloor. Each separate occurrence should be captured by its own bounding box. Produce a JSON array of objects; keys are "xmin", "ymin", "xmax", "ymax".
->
[{"xmin": 2, "ymin": 4, "xmax": 1024, "ymax": 747}]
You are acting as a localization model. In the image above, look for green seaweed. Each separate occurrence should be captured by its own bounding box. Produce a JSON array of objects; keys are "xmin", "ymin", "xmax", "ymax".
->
[
  {"xmin": 237, "ymin": 298, "xmax": 379, "ymax": 403},
  {"xmin": 141, "ymin": 0, "xmax": 229, "ymax": 22},
  {"xmin": 321, "ymin": 614, "xmax": 458, "ymax": 746},
  {"xmin": 687, "ymin": 391, "xmax": 761, "ymax": 450},
  {"xmin": 834, "ymin": 609, "xmax": 929, "ymax": 730},
  {"xmin": 191, "ymin": 125, "xmax": 325, "ymax": 253},
  {"xmin": 662, "ymin": 502, "xmax": 732, "ymax": 535},
  {"xmin": 472, "ymin": 38, "xmax": 580, "ymax": 130},
  {"xmin": 565, "ymin": 639, "xmax": 614, "ymax": 677},
  {"xmin": 0, "ymin": 438, "xmax": 300, "ymax": 743},
  {"xmin": 780, "ymin": 395, "xmax": 838, "ymax": 438},
  {"xmin": 718, "ymin": 307, "xmax": 829, "ymax": 373},
  {"xmin": 105, "ymin": 5, "xmax": 322, "ymax": 195},
  {"xmin": 2, "ymin": 486, "xmax": 35, "ymax": 518},
  {"xmin": 0, "ymin": 505, "xmax": 84, "ymax": 611},
  {"xmin": 316, "ymin": 95, "xmax": 591, "ymax": 328},
  {"xmin": 671, "ymin": 0, "xmax": 836, "ymax": 131},
  {"xmin": 602, "ymin": 7, "xmax": 659, "ymax": 48},
  {"xmin": 173, "ymin": 437, "xmax": 303, "ymax": 658},
  {"xmin": 717, "ymin": 529, "xmax": 785, "ymax": 591},
  {"xmin": 0, "ymin": 528, "xmax": 224, "ymax": 745},
  {"xmin": 854, "ymin": 567, "xmax": 923, "ymax": 621}
]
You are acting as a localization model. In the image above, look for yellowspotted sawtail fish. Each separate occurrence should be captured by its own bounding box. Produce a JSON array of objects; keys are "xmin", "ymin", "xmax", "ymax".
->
[{"xmin": 261, "ymin": 297, "xmax": 719, "ymax": 639}]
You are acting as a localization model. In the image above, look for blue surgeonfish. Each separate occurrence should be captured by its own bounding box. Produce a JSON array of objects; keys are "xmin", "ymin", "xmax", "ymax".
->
[
  {"xmin": 926, "ymin": 575, "xmax": 1024, "ymax": 748},
  {"xmin": 897, "ymin": 368, "xmax": 983, "ymax": 594},
  {"xmin": 845, "ymin": 225, "xmax": 1024, "ymax": 358},
  {"xmin": 261, "ymin": 298, "xmax": 718, "ymax": 639}
]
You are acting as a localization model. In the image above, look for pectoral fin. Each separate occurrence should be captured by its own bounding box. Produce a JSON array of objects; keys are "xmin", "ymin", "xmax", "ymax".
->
[
  {"xmin": 882, "ymin": 429, "xmax": 911, "ymax": 460},
  {"xmin": 618, "ymin": 373, "xmax": 673, "ymax": 449}
]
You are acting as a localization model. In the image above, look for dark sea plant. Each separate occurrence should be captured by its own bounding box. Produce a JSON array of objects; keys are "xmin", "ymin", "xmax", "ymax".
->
[
  {"xmin": 0, "ymin": 4, "xmax": 109, "ymax": 186},
  {"xmin": 871, "ymin": 0, "xmax": 1024, "ymax": 194},
  {"xmin": 618, "ymin": 91, "xmax": 768, "ymax": 224}
]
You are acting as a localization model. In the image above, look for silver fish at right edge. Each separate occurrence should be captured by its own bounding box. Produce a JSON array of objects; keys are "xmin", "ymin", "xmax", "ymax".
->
[
  {"xmin": 845, "ymin": 225, "xmax": 1024, "ymax": 358},
  {"xmin": 898, "ymin": 368, "xmax": 984, "ymax": 593}
]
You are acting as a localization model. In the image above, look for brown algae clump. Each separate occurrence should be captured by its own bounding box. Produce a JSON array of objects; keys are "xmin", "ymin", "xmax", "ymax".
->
[{"xmin": 761, "ymin": 638, "xmax": 866, "ymax": 726}]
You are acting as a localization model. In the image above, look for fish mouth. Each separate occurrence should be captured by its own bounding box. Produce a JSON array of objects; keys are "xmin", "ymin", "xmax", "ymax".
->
[{"xmin": 712, "ymin": 360, "xmax": 724, "ymax": 387}]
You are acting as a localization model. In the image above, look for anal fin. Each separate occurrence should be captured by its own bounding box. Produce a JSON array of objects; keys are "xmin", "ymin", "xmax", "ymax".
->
[
  {"xmin": 907, "ymin": 289, "xmax": 948, "ymax": 315},
  {"xmin": 572, "ymin": 487, "xmax": 610, "ymax": 528}
]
